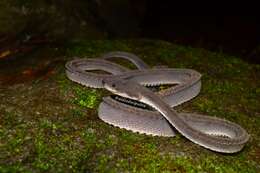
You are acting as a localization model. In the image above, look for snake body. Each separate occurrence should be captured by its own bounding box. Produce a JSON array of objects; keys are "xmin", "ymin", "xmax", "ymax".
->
[{"xmin": 65, "ymin": 51, "xmax": 249, "ymax": 153}]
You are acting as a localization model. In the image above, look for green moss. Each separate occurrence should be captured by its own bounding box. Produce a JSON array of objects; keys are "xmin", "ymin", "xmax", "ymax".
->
[
  {"xmin": 0, "ymin": 164, "xmax": 31, "ymax": 173},
  {"xmin": 1, "ymin": 39, "xmax": 260, "ymax": 172},
  {"xmin": 56, "ymin": 72, "xmax": 101, "ymax": 109},
  {"xmin": 81, "ymin": 128, "xmax": 97, "ymax": 145},
  {"xmin": 72, "ymin": 86, "xmax": 100, "ymax": 109},
  {"xmin": 70, "ymin": 108, "xmax": 84, "ymax": 118}
]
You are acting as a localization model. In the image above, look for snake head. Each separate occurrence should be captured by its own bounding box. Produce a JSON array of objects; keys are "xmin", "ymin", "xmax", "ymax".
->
[{"xmin": 102, "ymin": 78, "xmax": 142, "ymax": 101}]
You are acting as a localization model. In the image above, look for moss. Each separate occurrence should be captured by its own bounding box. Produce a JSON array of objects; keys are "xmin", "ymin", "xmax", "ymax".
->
[
  {"xmin": 56, "ymin": 71, "xmax": 101, "ymax": 110},
  {"xmin": 72, "ymin": 86, "xmax": 100, "ymax": 109},
  {"xmin": 1, "ymin": 39, "xmax": 260, "ymax": 172}
]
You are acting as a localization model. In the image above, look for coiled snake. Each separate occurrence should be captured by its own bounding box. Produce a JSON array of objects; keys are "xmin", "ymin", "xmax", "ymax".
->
[{"xmin": 65, "ymin": 51, "xmax": 249, "ymax": 153}]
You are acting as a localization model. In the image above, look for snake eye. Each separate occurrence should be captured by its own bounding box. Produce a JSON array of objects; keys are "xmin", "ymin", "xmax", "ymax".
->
[
  {"xmin": 112, "ymin": 83, "xmax": 116, "ymax": 88},
  {"xmin": 101, "ymin": 80, "xmax": 105, "ymax": 85}
]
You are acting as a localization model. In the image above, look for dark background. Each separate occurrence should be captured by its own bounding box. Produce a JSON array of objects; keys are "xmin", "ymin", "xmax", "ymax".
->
[
  {"xmin": 1, "ymin": 0, "xmax": 259, "ymax": 64},
  {"xmin": 142, "ymin": 14, "xmax": 260, "ymax": 64}
]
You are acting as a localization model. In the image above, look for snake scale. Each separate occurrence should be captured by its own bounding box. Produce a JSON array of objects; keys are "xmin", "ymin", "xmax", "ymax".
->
[{"xmin": 65, "ymin": 51, "xmax": 249, "ymax": 153}]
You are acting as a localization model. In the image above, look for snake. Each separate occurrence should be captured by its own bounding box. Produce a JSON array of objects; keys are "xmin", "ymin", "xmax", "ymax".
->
[{"xmin": 65, "ymin": 51, "xmax": 249, "ymax": 153}]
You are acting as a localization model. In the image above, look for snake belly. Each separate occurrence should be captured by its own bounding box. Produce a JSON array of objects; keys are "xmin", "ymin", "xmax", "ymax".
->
[{"xmin": 65, "ymin": 51, "xmax": 249, "ymax": 153}]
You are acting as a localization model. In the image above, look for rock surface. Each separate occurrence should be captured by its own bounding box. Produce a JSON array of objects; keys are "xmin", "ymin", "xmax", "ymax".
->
[{"xmin": 0, "ymin": 39, "xmax": 260, "ymax": 172}]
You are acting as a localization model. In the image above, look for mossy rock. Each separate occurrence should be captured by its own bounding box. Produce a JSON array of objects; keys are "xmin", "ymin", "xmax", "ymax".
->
[{"xmin": 0, "ymin": 39, "xmax": 259, "ymax": 172}]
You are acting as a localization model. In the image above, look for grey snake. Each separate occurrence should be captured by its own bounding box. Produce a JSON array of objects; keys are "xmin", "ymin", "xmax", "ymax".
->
[{"xmin": 65, "ymin": 51, "xmax": 249, "ymax": 153}]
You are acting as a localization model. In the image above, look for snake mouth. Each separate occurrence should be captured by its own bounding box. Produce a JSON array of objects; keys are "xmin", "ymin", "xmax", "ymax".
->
[{"xmin": 103, "ymin": 83, "xmax": 135, "ymax": 100}]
